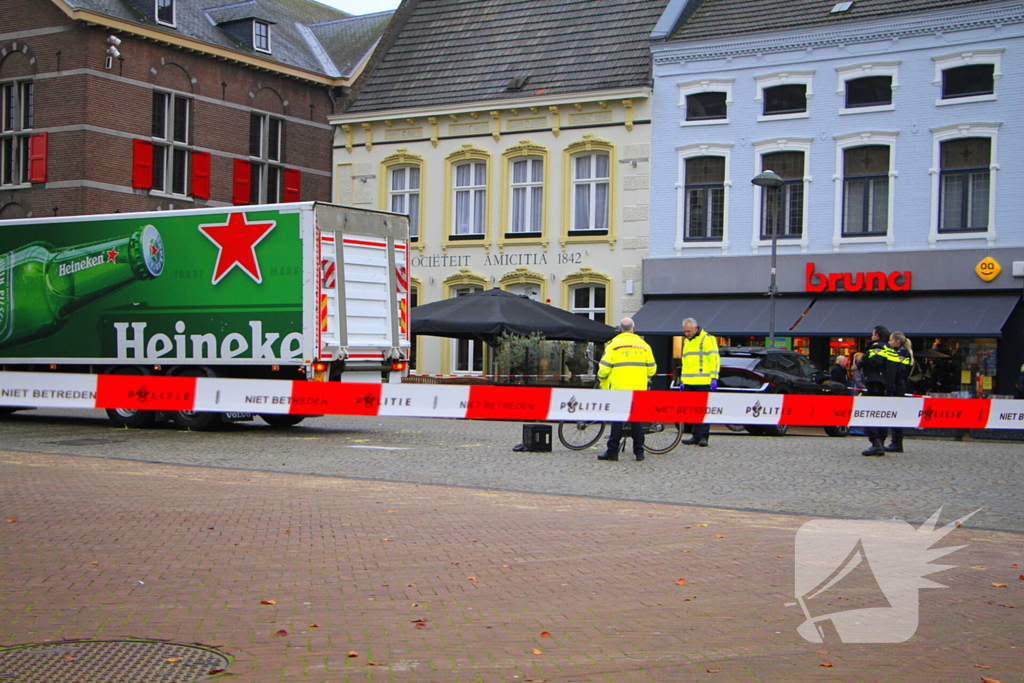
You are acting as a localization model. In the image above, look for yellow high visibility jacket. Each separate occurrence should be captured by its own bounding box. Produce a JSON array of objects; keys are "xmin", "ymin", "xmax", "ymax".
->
[
  {"xmin": 680, "ymin": 328, "xmax": 720, "ymax": 386},
  {"xmin": 597, "ymin": 332, "xmax": 657, "ymax": 390}
]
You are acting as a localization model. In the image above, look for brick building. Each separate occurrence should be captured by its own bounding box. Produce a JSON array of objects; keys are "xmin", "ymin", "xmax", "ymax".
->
[{"xmin": 0, "ymin": 0, "xmax": 391, "ymax": 219}]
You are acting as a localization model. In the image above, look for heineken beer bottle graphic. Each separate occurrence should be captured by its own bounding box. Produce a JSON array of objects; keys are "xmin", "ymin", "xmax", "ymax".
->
[{"xmin": 0, "ymin": 225, "xmax": 164, "ymax": 350}]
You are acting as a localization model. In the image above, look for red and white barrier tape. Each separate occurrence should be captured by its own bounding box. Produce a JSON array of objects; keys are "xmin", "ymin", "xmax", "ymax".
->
[{"xmin": 1, "ymin": 371, "xmax": 1023, "ymax": 429}]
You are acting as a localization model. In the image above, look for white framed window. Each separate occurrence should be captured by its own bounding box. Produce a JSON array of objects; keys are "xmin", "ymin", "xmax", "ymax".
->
[
  {"xmin": 453, "ymin": 161, "xmax": 486, "ymax": 236},
  {"xmin": 389, "ymin": 165, "xmax": 420, "ymax": 240},
  {"xmin": 570, "ymin": 152, "xmax": 609, "ymax": 233},
  {"xmin": 156, "ymin": 0, "xmax": 175, "ymax": 26},
  {"xmin": 675, "ymin": 143, "xmax": 732, "ymax": 249},
  {"xmin": 570, "ymin": 285, "xmax": 606, "ymax": 325},
  {"xmin": 451, "ymin": 284, "xmax": 484, "ymax": 373},
  {"xmin": 929, "ymin": 123, "xmax": 1000, "ymax": 244},
  {"xmin": 0, "ymin": 80, "xmax": 33, "ymax": 187},
  {"xmin": 253, "ymin": 21, "xmax": 271, "ymax": 53},
  {"xmin": 151, "ymin": 90, "xmax": 190, "ymax": 196},
  {"xmin": 832, "ymin": 132, "xmax": 897, "ymax": 247},
  {"xmin": 751, "ymin": 138, "xmax": 812, "ymax": 248},
  {"xmin": 509, "ymin": 156, "xmax": 543, "ymax": 235},
  {"xmin": 249, "ymin": 113, "xmax": 283, "ymax": 203},
  {"xmin": 836, "ymin": 62, "xmax": 899, "ymax": 114},
  {"xmin": 933, "ymin": 50, "xmax": 1002, "ymax": 106},
  {"xmin": 677, "ymin": 79, "xmax": 733, "ymax": 126},
  {"xmin": 755, "ymin": 71, "xmax": 814, "ymax": 121}
]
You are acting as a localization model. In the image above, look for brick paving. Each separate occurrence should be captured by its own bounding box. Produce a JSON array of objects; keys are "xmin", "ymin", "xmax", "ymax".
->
[{"xmin": 1, "ymin": 448, "xmax": 1022, "ymax": 682}]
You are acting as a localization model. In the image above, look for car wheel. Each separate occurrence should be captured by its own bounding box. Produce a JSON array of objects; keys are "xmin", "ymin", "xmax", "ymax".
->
[
  {"xmin": 260, "ymin": 414, "xmax": 307, "ymax": 429},
  {"xmin": 744, "ymin": 425, "xmax": 766, "ymax": 436},
  {"xmin": 824, "ymin": 425, "xmax": 851, "ymax": 437},
  {"xmin": 762, "ymin": 424, "xmax": 789, "ymax": 437}
]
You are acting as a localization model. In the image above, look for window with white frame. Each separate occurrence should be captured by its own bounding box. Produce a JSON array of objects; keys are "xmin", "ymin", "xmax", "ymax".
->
[
  {"xmin": 760, "ymin": 151, "xmax": 805, "ymax": 239},
  {"xmin": 571, "ymin": 152, "xmax": 609, "ymax": 233},
  {"xmin": 755, "ymin": 72, "xmax": 813, "ymax": 121},
  {"xmin": 151, "ymin": 90, "xmax": 190, "ymax": 195},
  {"xmin": 836, "ymin": 62, "xmax": 899, "ymax": 113},
  {"xmin": 453, "ymin": 161, "xmax": 486, "ymax": 236},
  {"xmin": 389, "ymin": 165, "xmax": 420, "ymax": 240},
  {"xmin": 156, "ymin": 0, "xmax": 175, "ymax": 26},
  {"xmin": 842, "ymin": 145, "xmax": 890, "ymax": 237},
  {"xmin": 571, "ymin": 285, "xmax": 606, "ymax": 324},
  {"xmin": 254, "ymin": 21, "xmax": 271, "ymax": 53},
  {"xmin": 934, "ymin": 50, "xmax": 1001, "ymax": 105},
  {"xmin": 452, "ymin": 285, "xmax": 484, "ymax": 372},
  {"xmin": 683, "ymin": 156, "xmax": 726, "ymax": 242},
  {"xmin": 939, "ymin": 137, "xmax": 991, "ymax": 233},
  {"xmin": 249, "ymin": 113, "xmax": 283, "ymax": 203},
  {"xmin": 678, "ymin": 79, "xmax": 733, "ymax": 125},
  {"xmin": 509, "ymin": 156, "xmax": 543, "ymax": 235},
  {"xmin": 1, "ymin": 80, "xmax": 33, "ymax": 186}
]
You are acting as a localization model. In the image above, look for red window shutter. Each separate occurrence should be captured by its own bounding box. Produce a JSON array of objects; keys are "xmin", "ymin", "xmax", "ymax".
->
[
  {"xmin": 28, "ymin": 132, "xmax": 48, "ymax": 183},
  {"xmin": 283, "ymin": 168, "xmax": 301, "ymax": 202},
  {"xmin": 132, "ymin": 139, "xmax": 153, "ymax": 189},
  {"xmin": 191, "ymin": 151, "xmax": 211, "ymax": 199},
  {"xmin": 232, "ymin": 159, "xmax": 251, "ymax": 205}
]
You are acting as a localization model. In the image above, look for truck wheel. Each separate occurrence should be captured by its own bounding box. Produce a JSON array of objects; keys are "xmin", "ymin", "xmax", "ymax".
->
[
  {"xmin": 0, "ymin": 407, "xmax": 22, "ymax": 416},
  {"xmin": 824, "ymin": 425, "xmax": 851, "ymax": 437},
  {"xmin": 104, "ymin": 366, "xmax": 157, "ymax": 429},
  {"xmin": 762, "ymin": 424, "xmax": 789, "ymax": 437},
  {"xmin": 744, "ymin": 425, "xmax": 766, "ymax": 436},
  {"xmin": 260, "ymin": 414, "xmax": 307, "ymax": 429},
  {"xmin": 168, "ymin": 366, "xmax": 222, "ymax": 431}
]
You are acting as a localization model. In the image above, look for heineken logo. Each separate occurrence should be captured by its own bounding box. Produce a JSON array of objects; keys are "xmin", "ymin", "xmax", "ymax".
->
[
  {"xmin": 0, "ymin": 252, "xmax": 10, "ymax": 341},
  {"xmin": 198, "ymin": 213, "xmax": 276, "ymax": 285},
  {"xmin": 114, "ymin": 320, "xmax": 302, "ymax": 360},
  {"xmin": 58, "ymin": 252, "xmax": 115, "ymax": 277}
]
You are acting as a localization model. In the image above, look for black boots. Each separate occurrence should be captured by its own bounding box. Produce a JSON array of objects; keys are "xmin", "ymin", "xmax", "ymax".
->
[
  {"xmin": 597, "ymin": 451, "xmax": 618, "ymax": 461},
  {"xmin": 681, "ymin": 436, "xmax": 700, "ymax": 445},
  {"xmin": 862, "ymin": 439, "xmax": 886, "ymax": 456},
  {"xmin": 885, "ymin": 436, "xmax": 904, "ymax": 453}
]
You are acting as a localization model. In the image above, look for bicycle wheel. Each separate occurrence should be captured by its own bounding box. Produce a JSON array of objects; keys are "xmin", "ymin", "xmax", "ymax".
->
[
  {"xmin": 642, "ymin": 422, "xmax": 683, "ymax": 454},
  {"xmin": 558, "ymin": 421, "xmax": 606, "ymax": 450}
]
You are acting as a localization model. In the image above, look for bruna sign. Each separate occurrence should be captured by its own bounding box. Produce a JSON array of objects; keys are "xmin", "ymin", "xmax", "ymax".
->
[{"xmin": 805, "ymin": 262, "xmax": 911, "ymax": 293}]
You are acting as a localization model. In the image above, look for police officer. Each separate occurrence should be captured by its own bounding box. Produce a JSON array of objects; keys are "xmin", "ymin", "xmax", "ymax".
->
[
  {"xmin": 858, "ymin": 325, "xmax": 910, "ymax": 456},
  {"xmin": 678, "ymin": 317, "xmax": 720, "ymax": 447},
  {"xmin": 884, "ymin": 331, "xmax": 913, "ymax": 453},
  {"xmin": 597, "ymin": 317, "xmax": 657, "ymax": 461}
]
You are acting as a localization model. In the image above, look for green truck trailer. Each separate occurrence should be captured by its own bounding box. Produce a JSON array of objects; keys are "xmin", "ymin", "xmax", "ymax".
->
[{"xmin": 0, "ymin": 202, "xmax": 410, "ymax": 429}]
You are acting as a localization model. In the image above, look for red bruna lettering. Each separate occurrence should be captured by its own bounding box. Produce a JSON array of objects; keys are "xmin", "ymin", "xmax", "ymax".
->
[{"xmin": 805, "ymin": 262, "xmax": 911, "ymax": 293}]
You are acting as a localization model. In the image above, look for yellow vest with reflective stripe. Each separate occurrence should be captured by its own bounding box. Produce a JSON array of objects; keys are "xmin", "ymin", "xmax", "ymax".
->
[
  {"xmin": 680, "ymin": 329, "xmax": 720, "ymax": 385},
  {"xmin": 597, "ymin": 332, "xmax": 657, "ymax": 390}
]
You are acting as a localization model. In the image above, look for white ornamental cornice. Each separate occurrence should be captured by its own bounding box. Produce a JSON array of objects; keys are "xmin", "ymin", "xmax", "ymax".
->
[{"xmin": 654, "ymin": 3, "xmax": 1024, "ymax": 66}]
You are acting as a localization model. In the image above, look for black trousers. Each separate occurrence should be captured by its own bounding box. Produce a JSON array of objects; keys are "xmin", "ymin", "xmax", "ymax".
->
[
  {"xmin": 607, "ymin": 421, "xmax": 645, "ymax": 455},
  {"xmin": 683, "ymin": 384, "xmax": 712, "ymax": 441},
  {"xmin": 864, "ymin": 381, "xmax": 889, "ymax": 442}
]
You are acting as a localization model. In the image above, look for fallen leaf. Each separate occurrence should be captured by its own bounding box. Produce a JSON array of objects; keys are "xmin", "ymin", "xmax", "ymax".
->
[
  {"xmin": 467, "ymin": 576, "xmax": 479, "ymax": 581},
  {"xmin": 415, "ymin": 622, "xmax": 427, "ymax": 628},
  {"xmin": 407, "ymin": 583, "xmax": 416, "ymax": 587},
  {"xmin": 90, "ymin": 561, "xmax": 99, "ymax": 566},
  {"xmin": 284, "ymin": 530, "xmax": 291, "ymax": 534},
  {"xmin": 62, "ymin": 654, "xmax": 76, "ymax": 663},
  {"xmin": 5, "ymin": 518, "xmax": 17, "ymax": 523},
  {"xmin": 531, "ymin": 648, "xmax": 542, "ymax": 655},
  {"xmin": 992, "ymin": 583, "xmax": 1008, "ymax": 588},
  {"xmin": 451, "ymin": 562, "xmax": 460, "ymax": 566},
  {"xmin": 706, "ymin": 669, "xmax": 720, "ymax": 673},
  {"xmin": 387, "ymin": 510, "xmax": 398, "ymax": 513},
  {"xmin": 502, "ymin": 564, "xmax": 510, "ymax": 567},
  {"xmin": 676, "ymin": 578, "xmax": 687, "ymax": 586},
  {"xmin": 411, "ymin": 618, "xmax": 428, "ymax": 623},
  {"xmin": 981, "ymin": 677, "xmax": 1001, "ymax": 683},
  {"xmin": 820, "ymin": 661, "xmax": 834, "ymax": 668},
  {"xmin": 274, "ymin": 630, "xmax": 288, "ymax": 637},
  {"xmin": 1019, "ymin": 575, "xmax": 1024, "ymax": 581},
  {"xmin": 164, "ymin": 657, "xmax": 183, "ymax": 663},
  {"xmin": 540, "ymin": 631, "xmax": 552, "ymax": 638},
  {"xmin": 696, "ymin": 524, "xmax": 708, "ymax": 527},
  {"xmin": 975, "ymin": 664, "xmax": 991, "ymax": 669},
  {"xmin": 347, "ymin": 651, "xmax": 359, "ymax": 658},
  {"xmin": 381, "ymin": 538, "xmax": 393, "ymax": 542},
  {"xmin": 814, "ymin": 649, "xmax": 830, "ymax": 656},
  {"xmin": 971, "ymin": 566, "xmax": 988, "ymax": 569},
  {"xmin": 367, "ymin": 661, "xmax": 387, "ymax": 666},
  {"xmin": 260, "ymin": 599, "xmax": 277, "ymax": 605},
  {"xmin": 208, "ymin": 670, "xmax": 225, "ymax": 675},
  {"xmin": 1012, "ymin": 564, "xmax": 1020, "ymax": 568},
  {"xmin": 715, "ymin": 534, "xmax": 724, "ymax": 539},
  {"xmin": 310, "ymin": 623, "xmax": 319, "ymax": 628}
]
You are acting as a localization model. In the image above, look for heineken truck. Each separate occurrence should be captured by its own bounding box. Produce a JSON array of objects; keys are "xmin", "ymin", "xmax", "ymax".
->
[{"xmin": 0, "ymin": 202, "xmax": 410, "ymax": 430}]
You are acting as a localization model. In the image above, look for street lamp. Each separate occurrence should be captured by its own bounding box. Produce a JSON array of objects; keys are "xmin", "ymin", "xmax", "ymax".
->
[{"xmin": 751, "ymin": 170, "xmax": 785, "ymax": 349}]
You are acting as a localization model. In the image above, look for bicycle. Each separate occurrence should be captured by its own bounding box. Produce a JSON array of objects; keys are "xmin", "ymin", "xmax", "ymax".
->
[{"xmin": 557, "ymin": 419, "xmax": 683, "ymax": 454}]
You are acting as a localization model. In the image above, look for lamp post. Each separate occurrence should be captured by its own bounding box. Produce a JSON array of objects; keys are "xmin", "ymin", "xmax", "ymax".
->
[{"xmin": 751, "ymin": 170, "xmax": 785, "ymax": 349}]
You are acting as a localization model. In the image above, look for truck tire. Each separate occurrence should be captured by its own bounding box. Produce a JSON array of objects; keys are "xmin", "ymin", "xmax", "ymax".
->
[
  {"xmin": 824, "ymin": 425, "xmax": 851, "ymax": 437},
  {"xmin": 168, "ymin": 366, "xmax": 222, "ymax": 432},
  {"xmin": 104, "ymin": 366, "xmax": 157, "ymax": 429},
  {"xmin": 260, "ymin": 414, "xmax": 307, "ymax": 429}
]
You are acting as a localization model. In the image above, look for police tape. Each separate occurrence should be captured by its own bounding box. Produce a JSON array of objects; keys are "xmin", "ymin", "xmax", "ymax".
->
[{"xmin": 2, "ymin": 371, "xmax": 1024, "ymax": 430}]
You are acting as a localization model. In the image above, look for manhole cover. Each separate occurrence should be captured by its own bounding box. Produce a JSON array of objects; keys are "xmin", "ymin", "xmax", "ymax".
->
[
  {"xmin": 46, "ymin": 439, "xmax": 125, "ymax": 446},
  {"xmin": 0, "ymin": 639, "xmax": 232, "ymax": 682}
]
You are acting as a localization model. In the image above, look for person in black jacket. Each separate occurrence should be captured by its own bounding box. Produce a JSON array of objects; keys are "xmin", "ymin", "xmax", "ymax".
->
[
  {"xmin": 884, "ymin": 332, "xmax": 913, "ymax": 453},
  {"xmin": 858, "ymin": 325, "xmax": 891, "ymax": 456},
  {"xmin": 830, "ymin": 355, "xmax": 850, "ymax": 388}
]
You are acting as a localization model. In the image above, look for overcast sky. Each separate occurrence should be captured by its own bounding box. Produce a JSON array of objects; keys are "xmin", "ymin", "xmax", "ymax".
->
[{"xmin": 318, "ymin": 0, "xmax": 402, "ymax": 15}]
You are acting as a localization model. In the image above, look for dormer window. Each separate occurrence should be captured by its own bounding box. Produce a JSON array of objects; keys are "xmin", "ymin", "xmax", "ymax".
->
[
  {"xmin": 156, "ymin": 0, "xmax": 175, "ymax": 26},
  {"xmin": 254, "ymin": 21, "xmax": 271, "ymax": 53}
]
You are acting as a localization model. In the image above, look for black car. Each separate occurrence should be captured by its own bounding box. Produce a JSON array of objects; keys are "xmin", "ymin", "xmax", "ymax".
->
[{"xmin": 681, "ymin": 347, "xmax": 851, "ymax": 437}]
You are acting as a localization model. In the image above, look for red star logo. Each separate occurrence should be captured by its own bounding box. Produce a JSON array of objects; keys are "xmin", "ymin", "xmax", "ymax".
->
[
  {"xmin": 106, "ymin": 249, "xmax": 119, "ymax": 262},
  {"xmin": 198, "ymin": 213, "xmax": 276, "ymax": 285}
]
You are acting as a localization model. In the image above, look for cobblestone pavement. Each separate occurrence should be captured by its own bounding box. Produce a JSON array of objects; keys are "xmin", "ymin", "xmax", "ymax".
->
[
  {"xmin": 1, "ymin": 448, "xmax": 1022, "ymax": 683},
  {"xmin": 0, "ymin": 408, "xmax": 1021, "ymax": 532}
]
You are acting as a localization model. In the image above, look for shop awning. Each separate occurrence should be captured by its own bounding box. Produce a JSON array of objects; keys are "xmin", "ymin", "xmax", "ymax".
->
[
  {"xmin": 633, "ymin": 296, "xmax": 815, "ymax": 336},
  {"xmin": 791, "ymin": 293, "xmax": 1021, "ymax": 337}
]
